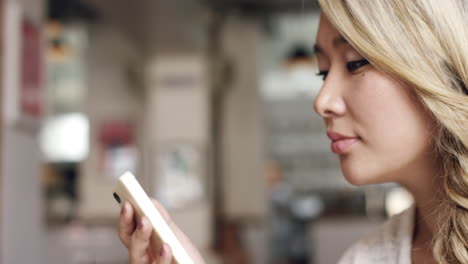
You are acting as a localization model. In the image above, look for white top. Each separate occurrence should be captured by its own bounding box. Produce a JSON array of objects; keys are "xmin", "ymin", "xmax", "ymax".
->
[{"xmin": 338, "ymin": 205, "xmax": 415, "ymax": 264}]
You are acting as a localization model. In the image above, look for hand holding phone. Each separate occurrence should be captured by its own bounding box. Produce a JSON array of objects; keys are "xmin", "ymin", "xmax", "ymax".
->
[{"xmin": 114, "ymin": 172, "xmax": 195, "ymax": 264}]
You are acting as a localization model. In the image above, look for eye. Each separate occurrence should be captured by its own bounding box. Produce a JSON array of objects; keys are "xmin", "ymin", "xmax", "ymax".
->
[
  {"xmin": 316, "ymin": 70, "xmax": 329, "ymax": 80},
  {"xmin": 316, "ymin": 59, "xmax": 369, "ymax": 81},
  {"xmin": 346, "ymin": 59, "xmax": 370, "ymax": 72}
]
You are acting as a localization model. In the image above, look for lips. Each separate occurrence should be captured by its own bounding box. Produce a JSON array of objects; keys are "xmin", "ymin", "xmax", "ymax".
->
[{"xmin": 327, "ymin": 131, "xmax": 360, "ymax": 154}]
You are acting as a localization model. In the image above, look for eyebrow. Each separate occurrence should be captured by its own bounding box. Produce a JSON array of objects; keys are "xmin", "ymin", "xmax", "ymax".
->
[{"xmin": 313, "ymin": 36, "xmax": 349, "ymax": 54}]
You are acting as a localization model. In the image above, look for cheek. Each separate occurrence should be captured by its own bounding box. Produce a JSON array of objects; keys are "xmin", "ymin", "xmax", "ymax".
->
[
  {"xmin": 343, "ymin": 72, "xmax": 434, "ymax": 183},
  {"xmin": 352, "ymin": 77, "xmax": 415, "ymax": 145}
]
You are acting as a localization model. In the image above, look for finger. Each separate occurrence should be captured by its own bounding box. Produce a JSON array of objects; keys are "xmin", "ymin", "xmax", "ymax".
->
[
  {"xmin": 119, "ymin": 201, "xmax": 135, "ymax": 247},
  {"xmin": 130, "ymin": 216, "xmax": 152, "ymax": 264},
  {"xmin": 156, "ymin": 244, "xmax": 173, "ymax": 264}
]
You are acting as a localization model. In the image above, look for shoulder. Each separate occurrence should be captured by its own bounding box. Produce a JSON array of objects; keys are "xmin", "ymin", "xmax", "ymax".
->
[{"xmin": 337, "ymin": 207, "xmax": 414, "ymax": 264}]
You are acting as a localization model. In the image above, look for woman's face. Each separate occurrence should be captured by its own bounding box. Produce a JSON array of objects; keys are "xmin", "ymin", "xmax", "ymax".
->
[{"xmin": 314, "ymin": 15, "xmax": 435, "ymax": 185}]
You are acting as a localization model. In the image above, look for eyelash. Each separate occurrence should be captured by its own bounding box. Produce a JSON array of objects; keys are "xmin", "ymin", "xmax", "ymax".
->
[{"xmin": 316, "ymin": 59, "xmax": 370, "ymax": 80}]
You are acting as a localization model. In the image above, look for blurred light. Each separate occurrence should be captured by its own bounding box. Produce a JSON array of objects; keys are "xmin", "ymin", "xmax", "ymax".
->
[
  {"xmin": 40, "ymin": 113, "xmax": 89, "ymax": 162},
  {"xmin": 261, "ymin": 46, "xmax": 322, "ymax": 100},
  {"xmin": 385, "ymin": 187, "xmax": 414, "ymax": 217},
  {"xmin": 290, "ymin": 194, "xmax": 324, "ymax": 220},
  {"xmin": 261, "ymin": 65, "xmax": 321, "ymax": 100}
]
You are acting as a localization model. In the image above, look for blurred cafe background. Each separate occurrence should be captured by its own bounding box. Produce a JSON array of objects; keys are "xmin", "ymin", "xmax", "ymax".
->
[{"xmin": 0, "ymin": 0, "xmax": 414, "ymax": 263}]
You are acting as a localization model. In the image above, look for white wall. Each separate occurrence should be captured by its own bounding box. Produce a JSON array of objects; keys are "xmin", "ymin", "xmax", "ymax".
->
[
  {"xmin": 1, "ymin": 0, "xmax": 44, "ymax": 263},
  {"xmin": 2, "ymin": 131, "xmax": 42, "ymax": 264},
  {"xmin": 144, "ymin": 55, "xmax": 213, "ymax": 251},
  {"xmin": 221, "ymin": 16, "xmax": 267, "ymax": 220},
  {"xmin": 140, "ymin": 0, "xmax": 213, "ymax": 253},
  {"xmin": 78, "ymin": 24, "xmax": 144, "ymax": 220}
]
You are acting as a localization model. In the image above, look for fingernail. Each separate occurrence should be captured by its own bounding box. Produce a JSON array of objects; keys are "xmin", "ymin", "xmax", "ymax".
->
[
  {"xmin": 159, "ymin": 244, "xmax": 165, "ymax": 257},
  {"xmin": 138, "ymin": 217, "xmax": 145, "ymax": 230}
]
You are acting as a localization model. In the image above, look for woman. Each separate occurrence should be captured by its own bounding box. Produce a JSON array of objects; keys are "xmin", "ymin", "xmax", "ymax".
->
[{"xmin": 119, "ymin": 0, "xmax": 468, "ymax": 263}]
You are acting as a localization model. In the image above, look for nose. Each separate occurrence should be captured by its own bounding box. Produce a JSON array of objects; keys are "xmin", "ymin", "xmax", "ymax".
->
[{"xmin": 313, "ymin": 76, "xmax": 346, "ymax": 118}]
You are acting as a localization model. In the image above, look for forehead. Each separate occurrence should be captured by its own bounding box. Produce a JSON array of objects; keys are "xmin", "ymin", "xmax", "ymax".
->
[
  {"xmin": 317, "ymin": 15, "xmax": 341, "ymax": 39},
  {"xmin": 315, "ymin": 15, "xmax": 348, "ymax": 54}
]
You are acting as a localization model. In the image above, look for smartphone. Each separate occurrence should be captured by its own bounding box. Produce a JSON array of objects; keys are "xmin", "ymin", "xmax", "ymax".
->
[{"xmin": 113, "ymin": 172, "xmax": 194, "ymax": 264}]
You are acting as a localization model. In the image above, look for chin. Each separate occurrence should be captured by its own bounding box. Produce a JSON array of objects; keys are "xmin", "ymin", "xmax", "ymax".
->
[
  {"xmin": 341, "ymin": 170, "xmax": 371, "ymax": 186},
  {"xmin": 339, "ymin": 155, "xmax": 387, "ymax": 186}
]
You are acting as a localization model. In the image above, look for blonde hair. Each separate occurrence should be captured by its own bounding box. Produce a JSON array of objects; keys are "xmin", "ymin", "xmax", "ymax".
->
[{"xmin": 318, "ymin": 0, "xmax": 468, "ymax": 263}]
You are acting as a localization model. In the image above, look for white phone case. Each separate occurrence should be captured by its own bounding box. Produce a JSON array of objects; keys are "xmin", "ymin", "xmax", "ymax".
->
[{"xmin": 113, "ymin": 172, "xmax": 194, "ymax": 264}]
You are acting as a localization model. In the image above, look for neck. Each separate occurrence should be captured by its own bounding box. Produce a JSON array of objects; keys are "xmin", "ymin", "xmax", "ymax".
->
[
  {"xmin": 409, "ymin": 184, "xmax": 444, "ymax": 246},
  {"xmin": 398, "ymin": 157, "xmax": 446, "ymax": 247}
]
